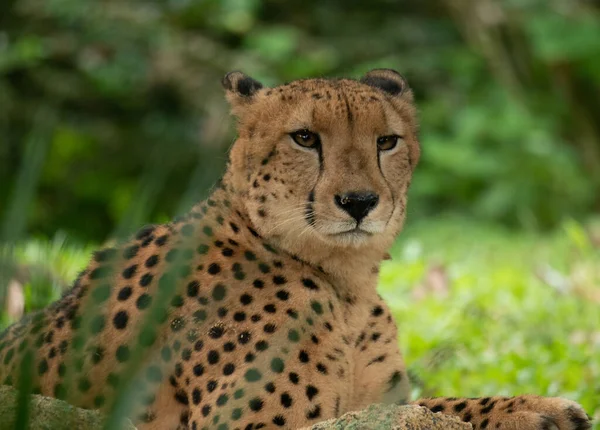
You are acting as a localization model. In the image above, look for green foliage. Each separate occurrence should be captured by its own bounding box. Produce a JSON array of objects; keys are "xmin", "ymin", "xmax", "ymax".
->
[
  {"xmin": 1, "ymin": 0, "xmax": 600, "ymax": 243},
  {"xmin": 379, "ymin": 218, "xmax": 600, "ymax": 426}
]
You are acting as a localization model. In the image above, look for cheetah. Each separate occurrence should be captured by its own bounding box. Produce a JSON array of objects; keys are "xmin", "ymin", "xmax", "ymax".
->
[{"xmin": 0, "ymin": 69, "xmax": 592, "ymax": 430}]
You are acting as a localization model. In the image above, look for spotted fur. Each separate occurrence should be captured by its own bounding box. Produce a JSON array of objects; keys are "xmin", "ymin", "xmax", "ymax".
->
[{"xmin": 0, "ymin": 70, "xmax": 591, "ymax": 430}]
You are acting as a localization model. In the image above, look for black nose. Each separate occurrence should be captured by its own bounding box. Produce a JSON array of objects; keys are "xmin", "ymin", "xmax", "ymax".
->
[{"xmin": 334, "ymin": 192, "xmax": 379, "ymax": 223}]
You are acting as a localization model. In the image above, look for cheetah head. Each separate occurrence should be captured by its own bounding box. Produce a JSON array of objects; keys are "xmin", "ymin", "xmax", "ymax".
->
[{"xmin": 223, "ymin": 69, "xmax": 420, "ymax": 253}]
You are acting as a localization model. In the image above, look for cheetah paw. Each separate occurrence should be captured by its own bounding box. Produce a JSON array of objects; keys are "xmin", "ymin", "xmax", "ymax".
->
[{"xmin": 501, "ymin": 398, "xmax": 591, "ymax": 430}]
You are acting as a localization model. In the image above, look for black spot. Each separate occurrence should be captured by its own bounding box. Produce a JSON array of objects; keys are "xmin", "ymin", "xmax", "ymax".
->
[
  {"xmin": 234, "ymin": 312, "xmax": 246, "ymax": 322},
  {"xmin": 186, "ymin": 280, "xmax": 199, "ymax": 297},
  {"xmin": 272, "ymin": 415, "xmax": 286, "ymax": 426},
  {"xmin": 193, "ymin": 363, "xmax": 204, "ymax": 376},
  {"xmin": 208, "ymin": 263, "xmax": 221, "ymax": 275},
  {"xmin": 264, "ymin": 304, "xmax": 276, "ymax": 313},
  {"xmin": 209, "ymin": 325, "xmax": 225, "ymax": 339},
  {"xmin": 113, "ymin": 311, "xmax": 129, "ymax": 329},
  {"xmin": 289, "ymin": 372, "xmax": 299, "ymax": 384},
  {"xmin": 122, "ymin": 264, "xmax": 137, "ymax": 279},
  {"xmin": 145, "ymin": 255, "xmax": 159, "ymax": 268},
  {"xmin": 155, "ymin": 235, "xmax": 169, "ymax": 246},
  {"xmin": 192, "ymin": 388, "xmax": 202, "ymax": 405},
  {"xmin": 117, "ymin": 286, "xmax": 132, "ymax": 301},
  {"xmin": 38, "ymin": 359, "xmax": 49, "ymax": 375},
  {"xmin": 372, "ymin": 305, "xmax": 384, "ymax": 317},
  {"xmin": 306, "ymin": 405, "xmax": 321, "ymax": 420},
  {"xmin": 430, "ymin": 404, "xmax": 444, "ymax": 413},
  {"xmin": 240, "ymin": 294, "xmax": 253, "ymax": 305},
  {"xmin": 208, "ymin": 350, "xmax": 220, "ymax": 365},
  {"xmin": 264, "ymin": 382, "xmax": 276, "ymax": 393},
  {"xmin": 255, "ymin": 340, "xmax": 269, "ymax": 351},
  {"xmin": 316, "ymin": 363, "xmax": 328, "ymax": 374},
  {"xmin": 223, "ymin": 363, "xmax": 235, "ymax": 375},
  {"xmin": 481, "ymin": 400, "xmax": 497, "ymax": 414},
  {"xmin": 238, "ymin": 331, "xmax": 252, "ymax": 344},
  {"xmin": 253, "ymin": 279, "xmax": 265, "ymax": 289},
  {"xmin": 175, "ymin": 389, "xmax": 189, "ymax": 405},
  {"xmin": 305, "ymin": 385, "xmax": 319, "ymax": 401},
  {"xmin": 249, "ymin": 397, "xmax": 264, "ymax": 412},
  {"xmin": 299, "ymin": 351, "xmax": 309, "ymax": 363},
  {"xmin": 367, "ymin": 354, "xmax": 387, "ymax": 366},
  {"xmin": 139, "ymin": 273, "xmax": 153, "ymax": 287},
  {"xmin": 207, "ymin": 380, "xmax": 217, "ymax": 392},
  {"xmin": 302, "ymin": 278, "xmax": 319, "ymax": 290}
]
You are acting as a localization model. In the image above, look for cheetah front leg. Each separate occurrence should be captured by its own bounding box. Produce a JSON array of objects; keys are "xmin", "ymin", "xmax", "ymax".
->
[{"xmin": 414, "ymin": 395, "xmax": 592, "ymax": 430}]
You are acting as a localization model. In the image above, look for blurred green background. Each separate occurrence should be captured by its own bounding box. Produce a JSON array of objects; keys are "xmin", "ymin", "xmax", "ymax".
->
[{"xmin": 1, "ymin": 0, "xmax": 599, "ymax": 426}]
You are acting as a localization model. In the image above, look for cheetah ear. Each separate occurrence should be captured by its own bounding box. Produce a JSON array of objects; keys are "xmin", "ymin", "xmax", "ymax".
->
[
  {"xmin": 360, "ymin": 69, "xmax": 409, "ymax": 98},
  {"xmin": 222, "ymin": 71, "xmax": 264, "ymax": 115}
]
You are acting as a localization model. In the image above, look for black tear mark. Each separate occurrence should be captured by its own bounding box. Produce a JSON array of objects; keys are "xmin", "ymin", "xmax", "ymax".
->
[{"xmin": 305, "ymin": 190, "xmax": 316, "ymax": 226}]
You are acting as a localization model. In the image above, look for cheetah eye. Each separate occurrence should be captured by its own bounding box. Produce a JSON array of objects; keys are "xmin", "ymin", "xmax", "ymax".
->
[
  {"xmin": 290, "ymin": 129, "xmax": 320, "ymax": 149},
  {"xmin": 377, "ymin": 135, "xmax": 401, "ymax": 151}
]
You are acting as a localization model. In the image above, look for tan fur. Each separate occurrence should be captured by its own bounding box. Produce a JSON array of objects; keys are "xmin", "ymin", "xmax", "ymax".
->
[{"xmin": 0, "ymin": 70, "xmax": 590, "ymax": 430}]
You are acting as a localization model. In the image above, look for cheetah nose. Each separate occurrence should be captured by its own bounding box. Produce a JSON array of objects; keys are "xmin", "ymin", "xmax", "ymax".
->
[{"xmin": 334, "ymin": 192, "xmax": 379, "ymax": 223}]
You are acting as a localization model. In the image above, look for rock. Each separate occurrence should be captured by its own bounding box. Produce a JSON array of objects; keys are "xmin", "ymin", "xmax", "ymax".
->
[
  {"xmin": 303, "ymin": 403, "xmax": 472, "ymax": 430},
  {"xmin": 0, "ymin": 385, "xmax": 136, "ymax": 430}
]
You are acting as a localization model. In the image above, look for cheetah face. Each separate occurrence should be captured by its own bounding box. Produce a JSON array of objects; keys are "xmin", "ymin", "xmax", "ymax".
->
[{"xmin": 224, "ymin": 69, "xmax": 420, "ymax": 249}]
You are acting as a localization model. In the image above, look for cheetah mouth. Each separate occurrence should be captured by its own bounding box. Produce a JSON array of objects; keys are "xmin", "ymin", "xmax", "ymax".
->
[{"xmin": 329, "ymin": 227, "xmax": 374, "ymax": 238}]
